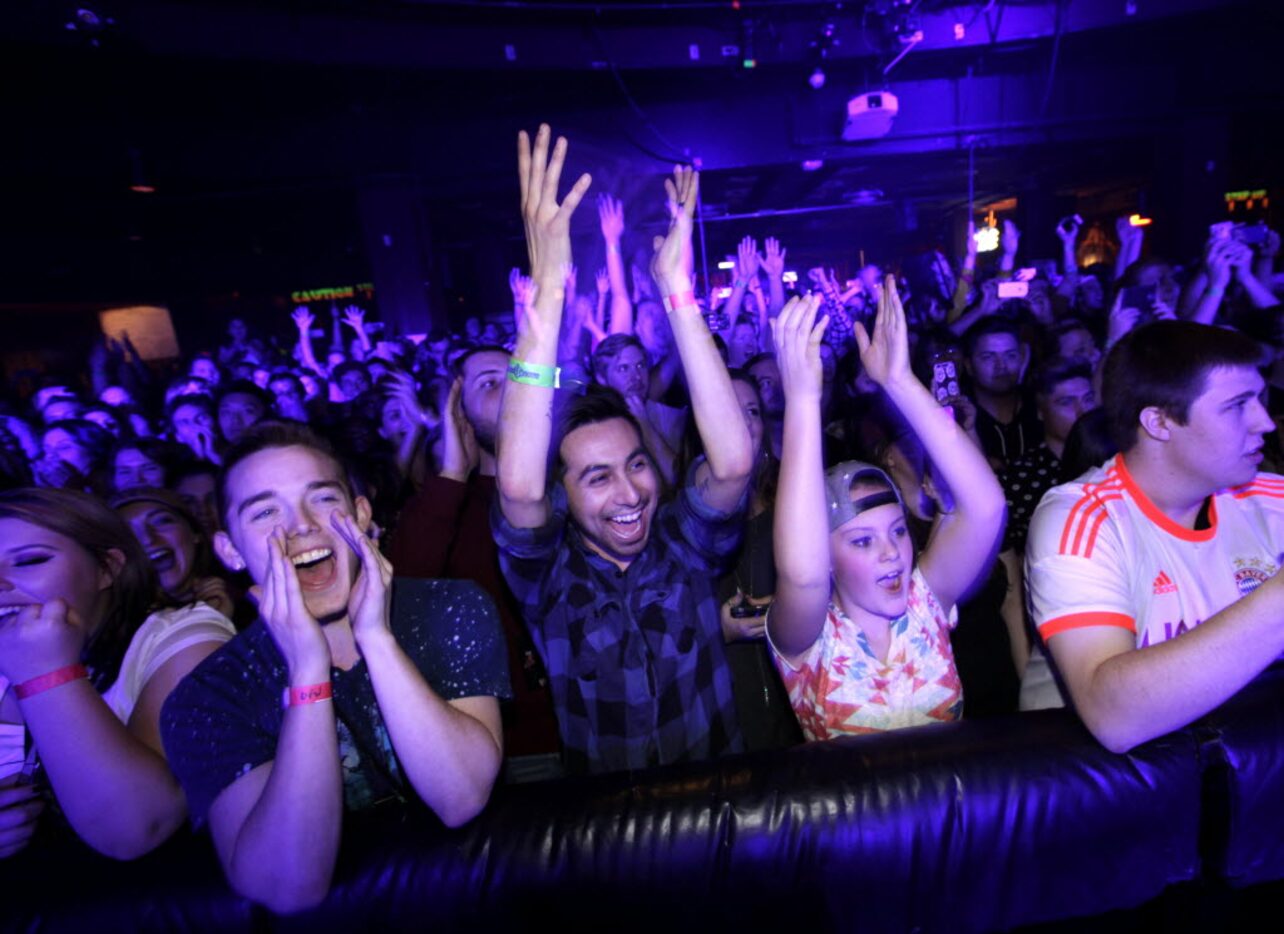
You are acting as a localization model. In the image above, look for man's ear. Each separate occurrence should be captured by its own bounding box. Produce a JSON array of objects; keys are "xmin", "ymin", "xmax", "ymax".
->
[
  {"xmin": 354, "ymin": 495, "xmax": 374, "ymax": 534},
  {"xmin": 213, "ymin": 531, "xmax": 246, "ymax": 572},
  {"xmin": 98, "ymin": 548, "xmax": 126, "ymax": 592},
  {"xmin": 1139, "ymin": 406, "xmax": 1171, "ymax": 442}
]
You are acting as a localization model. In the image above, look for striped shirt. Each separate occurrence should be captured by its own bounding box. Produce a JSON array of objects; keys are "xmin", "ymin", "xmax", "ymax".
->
[{"xmin": 1026, "ymin": 455, "xmax": 1284, "ymax": 650}]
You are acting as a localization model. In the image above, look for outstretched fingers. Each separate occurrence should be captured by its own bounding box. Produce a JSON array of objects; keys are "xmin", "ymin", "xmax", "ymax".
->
[{"xmin": 559, "ymin": 171, "xmax": 593, "ymax": 222}]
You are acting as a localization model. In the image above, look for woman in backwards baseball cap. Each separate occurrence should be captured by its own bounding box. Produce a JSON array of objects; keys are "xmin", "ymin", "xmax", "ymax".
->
[{"xmin": 767, "ymin": 282, "xmax": 1006, "ymax": 739}]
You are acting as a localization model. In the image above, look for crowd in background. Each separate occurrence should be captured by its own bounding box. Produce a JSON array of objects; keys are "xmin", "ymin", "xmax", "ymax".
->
[{"xmin": 1, "ymin": 131, "xmax": 1281, "ymax": 881}]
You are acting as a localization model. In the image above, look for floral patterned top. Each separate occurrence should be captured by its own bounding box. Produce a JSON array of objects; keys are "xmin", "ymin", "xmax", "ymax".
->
[{"xmin": 769, "ymin": 567, "xmax": 963, "ymax": 740}]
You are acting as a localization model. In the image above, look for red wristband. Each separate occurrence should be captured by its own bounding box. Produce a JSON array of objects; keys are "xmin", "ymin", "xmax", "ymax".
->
[
  {"xmin": 14, "ymin": 664, "xmax": 89, "ymax": 700},
  {"xmin": 283, "ymin": 682, "xmax": 333, "ymax": 708},
  {"xmin": 663, "ymin": 290, "xmax": 697, "ymax": 312}
]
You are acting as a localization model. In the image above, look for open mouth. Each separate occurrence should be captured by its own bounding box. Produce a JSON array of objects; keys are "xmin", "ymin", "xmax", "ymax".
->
[
  {"xmin": 0, "ymin": 604, "xmax": 35, "ymax": 621},
  {"xmin": 148, "ymin": 547, "xmax": 177, "ymax": 573},
  {"xmin": 290, "ymin": 547, "xmax": 337, "ymax": 590},
  {"xmin": 876, "ymin": 571, "xmax": 905, "ymax": 594},
  {"xmin": 606, "ymin": 509, "xmax": 646, "ymax": 544}
]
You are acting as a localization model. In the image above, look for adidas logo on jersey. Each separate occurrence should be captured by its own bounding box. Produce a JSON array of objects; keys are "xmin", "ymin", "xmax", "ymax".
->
[{"xmin": 1152, "ymin": 571, "xmax": 1177, "ymax": 595}]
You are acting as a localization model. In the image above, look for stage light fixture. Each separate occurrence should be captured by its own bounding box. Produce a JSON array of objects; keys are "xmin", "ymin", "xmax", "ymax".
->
[{"xmin": 809, "ymin": 67, "xmax": 826, "ymax": 90}]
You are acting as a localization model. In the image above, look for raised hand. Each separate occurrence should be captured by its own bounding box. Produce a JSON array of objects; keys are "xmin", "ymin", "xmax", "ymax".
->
[
  {"xmin": 761, "ymin": 237, "xmax": 786, "ymax": 277},
  {"xmin": 257, "ymin": 527, "xmax": 330, "ymax": 681},
  {"xmin": 595, "ymin": 267, "xmax": 610, "ymax": 296},
  {"xmin": 853, "ymin": 276, "xmax": 911, "ymax": 389},
  {"xmin": 0, "ymin": 600, "xmax": 84, "ymax": 685},
  {"xmin": 518, "ymin": 124, "xmax": 592, "ymax": 291},
  {"xmin": 1116, "ymin": 216, "xmax": 1143, "ymax": 254},
  {"xmin": 1056, "ymin": 214, "xmax": 1083, "ymax": 246},
  {"xmin": 508, "ymin": 266, "xmax": 533, "ymax": 316},
  {"xmin": 597, "ymin": 193, "xmax": 625, "ymax": 243},
  {"xmin": 736, "ymin": 236, "xmax": 760, "ymax": 281},
  {"xmin": 1228, "ymin": 240, "xmax": 1255, "ymax": 278},
  {"xmin": 1001, "ymin": 219, "xmax": 1021, "ymax": 257},
  {"xmin": 439, "ymin": 377, "xmax": 480, "ymax": 482},
  {"xmin": 340, "ymin": 305, "xmax": 366, "ymax": 332},
  {"xmin": 653, "ymin": 165, "xmax": 698, "ymax": 295},
  {"xmin": 388, "ymin": 370, "xmax": 432, "ymax": 430},
  {"xmin": 330, "ymin": 511, "xmax": 393, "ymax": 645},
  {"xmin": 1259, "ymin": 228, "xmax": 1281, "ymax": 260},
  {"xmin": 1106, "ymin": 291, "xmax": 1142, "ymax": 347},
  {"xmin": 292, "ymin": 306, "xmax": 315, "ymax": 331},
  {"xmin": 1204, "ymin": 237, "xmax": 1236, "ymax": 289},
  {"xmin": 770, "ymin": 293, "xmax": 828, "ymax": 402}
]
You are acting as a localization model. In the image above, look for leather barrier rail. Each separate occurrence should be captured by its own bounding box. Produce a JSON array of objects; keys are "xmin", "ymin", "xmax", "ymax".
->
[{"xmin": 7, "ymin": 667, "xmax": 1283, "ymax": 933}]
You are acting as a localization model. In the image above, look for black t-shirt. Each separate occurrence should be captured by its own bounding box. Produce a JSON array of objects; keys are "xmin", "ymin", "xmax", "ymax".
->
[{"xmin": 161, "ymin": 578, "xmax": 511, "ymax": 826}]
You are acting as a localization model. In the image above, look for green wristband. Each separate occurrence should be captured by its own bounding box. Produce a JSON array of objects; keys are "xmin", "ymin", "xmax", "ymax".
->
[{"xmin": 507, "ymin": 359, "xmax": 560, "ymax": 389}]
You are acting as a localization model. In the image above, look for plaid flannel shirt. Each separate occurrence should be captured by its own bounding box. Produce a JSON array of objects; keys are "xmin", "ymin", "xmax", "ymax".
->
[{"xmin": 492, "ymin": 459, "xmax": 746, "ymax": 774}]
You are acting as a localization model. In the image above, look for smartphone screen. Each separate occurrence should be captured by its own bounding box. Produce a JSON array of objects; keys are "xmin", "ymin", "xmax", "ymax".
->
[{"xmin": 996, "ymin": 281, "xmax": 1029, "ymax": 299}]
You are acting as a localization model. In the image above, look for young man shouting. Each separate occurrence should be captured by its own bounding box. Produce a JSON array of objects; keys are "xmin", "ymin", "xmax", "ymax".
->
[{"xmin": 162, "ymin": 423, "xmax": 508, "ymax": 912}]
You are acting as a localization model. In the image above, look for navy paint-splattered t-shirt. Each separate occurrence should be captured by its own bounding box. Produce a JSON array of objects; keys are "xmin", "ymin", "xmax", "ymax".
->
[{"xmin": 160, "ymin": 578, "xmax": 511, "ymax": 827}]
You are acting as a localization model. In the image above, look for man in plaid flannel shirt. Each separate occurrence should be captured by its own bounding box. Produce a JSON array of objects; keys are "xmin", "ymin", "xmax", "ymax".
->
[{"xmin": 493, "ymin": 126, "xmax": 755, "ymax": 774}]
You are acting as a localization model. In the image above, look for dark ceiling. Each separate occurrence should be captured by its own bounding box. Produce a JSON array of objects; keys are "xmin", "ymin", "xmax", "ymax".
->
[{"xmin": 1, "ymin": 0, "xmax": 1279, "ymax": 333}]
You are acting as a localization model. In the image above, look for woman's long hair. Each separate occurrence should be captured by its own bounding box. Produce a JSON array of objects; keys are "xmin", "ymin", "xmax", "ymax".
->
[{"xmin": 0, "ymin": 488, "xmax": 158, "ymax": 689}]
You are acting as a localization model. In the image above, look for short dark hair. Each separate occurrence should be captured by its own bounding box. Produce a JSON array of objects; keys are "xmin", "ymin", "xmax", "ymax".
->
[
  {"xmin": 332, "ymin": 361, "xmax": 368, "ymax": 383},
  {"xmin": 554, "ymin": 385, "xmax": 647, "ymax": 481},
  {"xmin": 453, "ymin": 344, "xmax": 510, "ymax": 380},
  {"xmin": 743, "ymin": 352, "xmax": 777, "ymax": 374},
  {"xmin": 165, "ymin": 392, "xmax": 214, "ymax": 424},
  {"xmin": 216, "ymin": 379, "xmax": 271, "ymax": 410},
  {"xmin": 963, "ymin": 316, "xmax": 1023, "ymax": 357},
  {"xmin": 591, "ymin": 334, "xmax": 645, "ymax": 383},
  {"xmin": 217, "ymin": 422, "xmax": 351, "ymax": 525},
  {"xmin": 1103, "ymin": 321, "xmax": 1267, "ymax": 452},
  {"xmin": 1033, "ymin": 358, "xmax": 1093, "ymax": 399}
]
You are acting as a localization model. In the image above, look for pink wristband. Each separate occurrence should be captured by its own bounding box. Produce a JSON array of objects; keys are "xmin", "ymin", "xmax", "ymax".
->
[
  {"xmin": 663, "ymin": 290, "xmax": 697, "ymax": 312},
  {"xmin": 283, "ymin": 682, "xmax": 333, "ymax": 708},
  {"xmin": 14, "ymin": 663, "xmax": 89, "ymax": 700}
]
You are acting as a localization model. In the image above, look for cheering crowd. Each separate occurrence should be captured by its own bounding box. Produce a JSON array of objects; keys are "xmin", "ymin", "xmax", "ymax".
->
[{"xmin": 1, "ymin": 124, "xmax": 1282, "ymax": 910}]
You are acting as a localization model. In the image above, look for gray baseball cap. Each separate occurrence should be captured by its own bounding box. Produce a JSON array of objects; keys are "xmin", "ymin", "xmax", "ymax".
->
[{"xmin": 823, "ymin": 460, "xmax": 906, "ymax": 532}]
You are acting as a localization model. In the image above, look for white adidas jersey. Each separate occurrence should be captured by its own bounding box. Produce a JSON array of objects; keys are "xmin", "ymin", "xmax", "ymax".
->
[{"xmin": 1027, "ymin": 455, "xmax": 1284, "ymax": 649}]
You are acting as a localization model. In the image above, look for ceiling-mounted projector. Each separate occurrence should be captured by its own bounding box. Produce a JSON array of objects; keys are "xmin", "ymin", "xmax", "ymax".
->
[{"xmin": 843, "ymin": 91, "xmax": 899, "ymax": 141}]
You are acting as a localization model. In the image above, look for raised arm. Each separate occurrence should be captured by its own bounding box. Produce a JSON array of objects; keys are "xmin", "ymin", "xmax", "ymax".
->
[
  {"xmin": 856, "ymin": 277, "xmax": 1006, "ymax": 612},
  {"xmin": 334, "ymin": 512, "xmax": 502, "ymax": 827},
  {"xmin": 203, "ymin": 529, "xmax": 342, "ymax": 913},
  {"xmin": 291, "ymin": 307, "xmax": 326, "ymax": 376},
  {"xmin": 949, "ymin": 221, "xmax": 979, "ymax": 322},
  {"xmin": 340, "ymin": 306, "xmax": 373, "ymax": 355},
  {"xmin": 1186, "ymin": 239, "xmax": 1235, "ymax": 325},
  {"xmin": 1114, "ymin": 217, "xmax": 1143, "ymax": 282},
  {"xmin": 598, "ymin": 194, "xmax": 634, "ymax": 334},
  {"xmin": 999, "ymin": 220, "xmax": 1020, "ymax": 275},
  {"xmin": 653, "ymin": 167, "xmax": 753, "ymax": 511},
  {"xmin": 496, "ymin": 125, "xmax": 592, "ymax": 529},
  {"xmin": 1055, "ymin": 215, "xmax": 1082, "ymax": 300},
  {"xmin": 766, "ymin": 294, "xmax": 832, "ymax": 659},
  {"xmin": 723, "ymin": 236, "xmax": 759, "ymax": 331},
  {"xmin": 761, "ymin": 236, "xmax": 788, "ymax": 318}
]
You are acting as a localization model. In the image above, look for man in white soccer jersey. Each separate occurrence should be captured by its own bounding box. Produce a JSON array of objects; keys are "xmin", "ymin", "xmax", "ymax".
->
[{"xmin": 1026, "ymin": 321, "xmax": 1284, "ymax": 752}]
